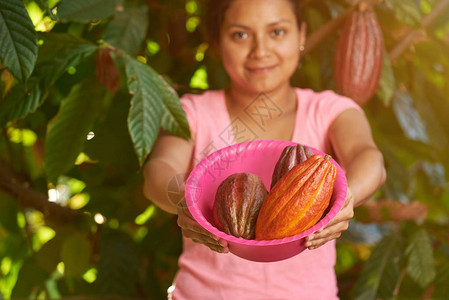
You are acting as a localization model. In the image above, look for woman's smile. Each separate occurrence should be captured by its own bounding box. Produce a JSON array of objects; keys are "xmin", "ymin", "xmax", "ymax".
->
[{"xmin": 245, "ymin": 65, "xmax": 277, "ymax": 74}]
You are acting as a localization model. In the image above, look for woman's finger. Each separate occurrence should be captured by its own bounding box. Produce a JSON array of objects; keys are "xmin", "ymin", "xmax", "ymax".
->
[{"xmin": 305, "ymin": 232, "xmax": 342, "ymax": 250}]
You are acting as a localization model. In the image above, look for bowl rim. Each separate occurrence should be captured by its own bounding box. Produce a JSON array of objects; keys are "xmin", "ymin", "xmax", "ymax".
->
[{"xmin": 185, "ymin": 140, "xmax": 347, "ymax": 246}]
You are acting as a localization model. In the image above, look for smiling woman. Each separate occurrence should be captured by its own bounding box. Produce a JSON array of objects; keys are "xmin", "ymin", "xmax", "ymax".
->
[{"xmin": 142, "ymin": 0, "xmax": 386, "ymax": 299}]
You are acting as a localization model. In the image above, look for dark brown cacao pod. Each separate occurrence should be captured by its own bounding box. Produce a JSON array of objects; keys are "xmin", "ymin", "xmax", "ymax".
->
[
  {"xmin": 334, "ymin": 6, "xmax": 384, "ymax": 106},
  {"xmin": 213, "ymin": 173, "xmax": 268, "ymax": 239},
  {"xmin": 271, "ymin": 144, "xmax": 314, "ymax": 189}
]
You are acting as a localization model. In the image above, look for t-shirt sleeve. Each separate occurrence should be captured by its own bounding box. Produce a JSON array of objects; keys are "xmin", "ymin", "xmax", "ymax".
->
[
  {"xmin": 180, "ymin": 94, "xmax": 197, "ymax": 141},
  {"xmin": 316, "ymin": 90, "xmax": 365, "ymax": 135}
]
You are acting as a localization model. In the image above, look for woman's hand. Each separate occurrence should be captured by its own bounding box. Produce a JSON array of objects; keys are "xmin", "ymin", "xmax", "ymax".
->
[
  {"xmin": 176, "ymin": 200, "xmax": 229, "ymax": 254},
  {"xmin": 304, "ymin": 188, "xmax": 354, "ymax": 250}
]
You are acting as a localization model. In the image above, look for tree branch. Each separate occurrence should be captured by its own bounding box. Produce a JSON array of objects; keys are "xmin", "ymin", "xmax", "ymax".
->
[
  {"xmin": 355, "ymin": 199, "xmax": 428, "ymax": 224},
  {"xmin": 388, "ymin": 0, "xmax": 449, "ymax": 62},
  {"xmin": 303, "ymin": 0, "xmax": 379, "ymax": 55},
  {"xmin": 0, "ymin": 160, "xmax": 80, "ymax": 225},
  {"xmin": 303, "ymin": 8, "xmax": 354, "ymax": 55}
]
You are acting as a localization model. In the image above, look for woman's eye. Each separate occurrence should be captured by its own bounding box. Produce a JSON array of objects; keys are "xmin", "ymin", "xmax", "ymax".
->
[
  {"xmin": 232, "ymin": 31, "xmax": 249, "ymax": 40},
  {"xmin": 272, "ymin": 29, "xmax": 286, "ymax": 37}
]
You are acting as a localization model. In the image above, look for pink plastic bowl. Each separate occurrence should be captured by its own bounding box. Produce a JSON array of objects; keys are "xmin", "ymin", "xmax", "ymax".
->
[{"xmin": 185, "ymin": 140, "xmax": 347, "ymax": 262}]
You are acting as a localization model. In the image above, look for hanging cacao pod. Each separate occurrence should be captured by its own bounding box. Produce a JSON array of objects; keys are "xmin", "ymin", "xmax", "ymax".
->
[
  {"xmin": 255, "ymin": 154, "xmax": 337, "ymax": 240},
  {"xmin": 213, "ymin": 173, "xmax": 268, "ymax": 239},
  {"xmin": 271, "ymin": 144, "xmax": 314, "ymax": 189},
  {"xmin": 334, "ymin": 4, "xmax": 384, "ymax": 106}
]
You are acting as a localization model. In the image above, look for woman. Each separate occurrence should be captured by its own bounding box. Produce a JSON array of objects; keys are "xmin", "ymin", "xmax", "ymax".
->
[{"xmin": 144, "ymin": 0, "xmax": 386, "ymax": 298}]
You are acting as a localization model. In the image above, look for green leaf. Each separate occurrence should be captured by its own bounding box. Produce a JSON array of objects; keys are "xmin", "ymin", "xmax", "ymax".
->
[
  {"xmin": 392, "ymin": 91, "xmax": 429, "ymax": 143},
  {"xmin": 84, "ymin": 92, "xmax": 140, "ymax": 174},
  {"xmin": 57, "ymin": 0, "xmax": 122, "ymax": 23},
  {"xmin": 159, "ymin": 77, "xmax": 191, "ymax": 140},
  {"xmin": 126, "ymin": 58, "xmax": 163, "ymax": 164},
  {"xmin": 36, "ymin": 32, "xmax": 97, "ymax": 85},
  {"xmin": 433, "ymin": 261, "xmax": 449, "ymax": 298},
  {"xmin": 44, "ymin": 77, "xmax": 107, "ymax": 184},
  {"xmin": 0, "ymin": 0, "xmax": 38, "ymax": 81},
  {"xmin": 353, "ymin": 232, "xmax": 403, "ymax": 300},
  {"xmin": 0, "ymin": 192, "xmax": 21, "ymax": 233},
  {"xmin": 376, "ymin": 50, "xmax": 396, "ymax": 106},
  {"xmin": 35, "ymin": 233, "xmax": 65, "ymax": 273},
  {"xmin": 104, "ymin": 1, "xmax": 149, "ymax": 57},
  {"xmin": 384, "ymin": 0, "xmax": 422, "ymax": 29},
  {"xmin": 125, "ymin": 56, "xmax": 190, "ymax": 164},
  {"xmin": 97, "ymin": 228, "xmax": 139, "ymax": 297},
  {"xmin": 0, "ymin": 78, "xmax": 43, "ymax": 128},
  {"xmin": 406, "ymin": 228, "xmax": 436, "ymax": 288},
  {"xmin": 11, "ymin": 257, "xmax": 48, "ymax": 298},
  {"xmin": 61, "ymin": 233, "xmax": 91, "ymax": 277}
]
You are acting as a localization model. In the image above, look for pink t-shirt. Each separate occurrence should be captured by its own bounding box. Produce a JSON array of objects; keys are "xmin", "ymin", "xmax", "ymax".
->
[{"xmin": 172, "ymin": 89, "xmax": 363, "ymax": 300}]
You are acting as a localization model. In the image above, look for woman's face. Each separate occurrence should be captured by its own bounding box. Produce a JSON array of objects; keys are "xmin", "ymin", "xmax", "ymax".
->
[{"xmin": 218, "ymin": 0, "xmax": 304, "ymax": 95}]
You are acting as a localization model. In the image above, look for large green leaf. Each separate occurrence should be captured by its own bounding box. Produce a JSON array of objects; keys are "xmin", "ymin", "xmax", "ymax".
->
[
  {"xmin": 158, "ymin": 77, "xmax": 190, "ymax": 140},
  {"xmin": 84, "ymin": 92, "xmax": 140, "ymax": 174},
  {"xmin": 433, "ymin": 261, "xmax": 449, "ymax": 298},
  {"xmin": 97, "ymin": 228, "xmax": 139, "ymax": 297},
  {"xmin": 125, "ymin": 56, "xmax": 190, "ymax": 164},
  {"xmin": 57, "ymin": 0, "xmax": 122, "ymax": 23},
  {"xmin": 104, "ymin": 1, "xmax": 149, "ymax": 57},
  {"xmin": 126, "ymin": 58, "xmax": 163, "ymax": 164},
  {"xmin": 61, "ymin": 232, "xmax": 91, "ymax": 277},
  {"xmin": 376, "ymin": 50, "xmax": 396, "ymax": 106},
  {"xmin": 384, "ymin": 0, "xmax": 422, "ymax": 29},
  {"xmin": 35, "ymin": 232, "xmax": 65, "ymax": 273},
  {"xmin": 0, "ymin": 78, "xmax": 43, "ymax": 128},
  {"xmin": 0, "ymin": 0, "xmax": 37, "ymax": 81},
  {"xmin": 406, "ymin": 228, "xmax": 436, "ymax": 288},
  {"xmin": 36, "ymin": 32, "xmax": 97, "ymax": 85},
  {"xmin": 44, "ymin": 77, "xmax": 107, "ymax": 184},
  {"xmin": 353, "ymin": 232, "xmax": 403, "ymax": 300},
  {"xmin": 11, "ymin": 257, "xmax": 48, "ymax": 298},
  {"xmin": 412, "ymin": 77, "xmax": 449, "ymax": 154},
  {"xmin": 392, "ymin": 91, "xmax": 429, "ymax": 143}
]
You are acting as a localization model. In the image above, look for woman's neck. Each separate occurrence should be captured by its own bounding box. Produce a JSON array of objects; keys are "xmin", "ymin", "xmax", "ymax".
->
[
  {"xmin": 225, "ymin": 83, "xmax": 297, "ymax": 116},
  {"xmin": 223, "ymin": 83, "xmax": 298, "ymax": 142}
]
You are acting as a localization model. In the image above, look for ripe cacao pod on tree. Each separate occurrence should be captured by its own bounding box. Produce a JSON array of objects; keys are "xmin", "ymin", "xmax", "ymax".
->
[
  {"xmin": 334, "ymin": 4, "xmax": 384, "ymax": 106},
  {"xmin": 213, "ymin": 173, "xmax": 268, "ymax": 239},
  {"xmin": 271, "ymin": 144, "xmax": 314, "ymax": 189},
  {"xmin": 255, "ymin": 154, "xmax": 337, "ymax": 240}
]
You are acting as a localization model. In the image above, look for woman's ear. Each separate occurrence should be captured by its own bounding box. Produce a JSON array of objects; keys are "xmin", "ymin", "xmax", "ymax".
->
[{"xmin": 299, "ymin": 21, "xmax": 307, "ymax": 52}]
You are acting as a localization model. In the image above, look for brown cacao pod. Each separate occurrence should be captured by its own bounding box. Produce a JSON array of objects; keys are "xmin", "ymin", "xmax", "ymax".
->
[
  {"xmin": 271, "ymin": 144, "xmax": 314, "ymax": 189},
  {"xmin": 96, "ymin": 48, "xmax": 120, "ymax": 93},
  {"xmin": 334, "ymin": 5, "xmax": 384, "ymax": 106},
  {"xmin": 255, "ymin": 154, "xmax": 337, "ymax": 240},
  {"xmin": 213, "ymin": 173, "xmax": 268, "ymax": 239}
]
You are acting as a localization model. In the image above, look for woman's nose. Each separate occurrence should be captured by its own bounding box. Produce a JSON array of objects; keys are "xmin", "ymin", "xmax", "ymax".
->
[{"xmin": 250, "ymin": 34, "xmax": 270, "ymax": 58}]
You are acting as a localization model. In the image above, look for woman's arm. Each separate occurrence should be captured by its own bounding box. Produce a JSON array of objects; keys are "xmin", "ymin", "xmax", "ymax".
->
[
  {"xmin": 305, "ymin": 108, "xmax": 386, "ymax": 249},
  {"xmin": 329, "ymin": 108, "xmax": 386, "ymax": 207},
  {"xmin": 143, "ymin": 132, "xmax": 194, "ymax": 214},
  {"xmin": 143, "ymin": 132, "xmax": 229, "ymax": 253}
]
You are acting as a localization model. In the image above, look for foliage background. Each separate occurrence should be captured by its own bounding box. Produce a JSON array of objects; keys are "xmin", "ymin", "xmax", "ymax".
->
[{"xmin": 1, "ymin": 0, "xmax": 449, "ymax": 299}]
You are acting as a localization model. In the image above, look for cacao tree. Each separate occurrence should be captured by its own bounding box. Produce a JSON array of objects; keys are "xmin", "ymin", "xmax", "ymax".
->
[{"xmin": 0, "ymin": 0, "xmax": 448, "ymax": 299}]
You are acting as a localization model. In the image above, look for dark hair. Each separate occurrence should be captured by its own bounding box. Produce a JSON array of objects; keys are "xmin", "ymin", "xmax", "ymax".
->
[{"xmin": 204, "ymin": 0, "xmax": 304, "ymax": 45}]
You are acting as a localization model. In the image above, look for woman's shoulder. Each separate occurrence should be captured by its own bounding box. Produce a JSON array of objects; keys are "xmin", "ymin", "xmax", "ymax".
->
[
  {"xmin": 295, "ymin": 87, "xmax": 351, "ymax": 101},
  {"xmin": 180, "ymin": 89, "xmax": 225, "ymax": 106},
  {"xmin": 295, "ymin": 87, "xmax": 362, "ymax": 111}
]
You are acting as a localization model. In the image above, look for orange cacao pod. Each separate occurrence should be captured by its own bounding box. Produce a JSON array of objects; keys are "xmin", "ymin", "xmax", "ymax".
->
[
  {"xmin": 334, "ymin": 6, "xmax": 384, "ymax": 106},
  {"xmin": 213, "ymin": 173, "xmax": 268, "ymax": 239},
  {"xmin": 255, "ymin": 154, "xmax": 337, "ymax": 240},
  {"xmin": 271, "ymin": 144, "xmax": 314, "ymax": 189}
]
